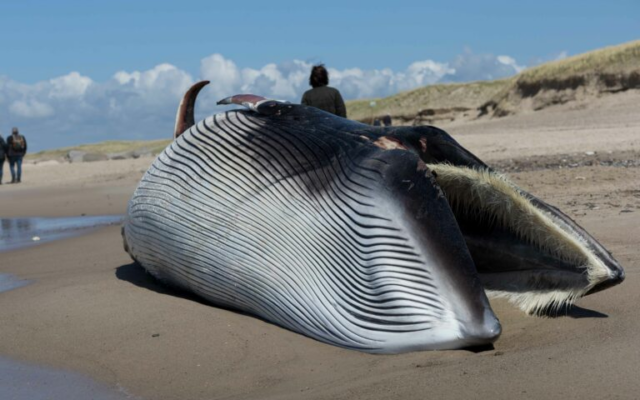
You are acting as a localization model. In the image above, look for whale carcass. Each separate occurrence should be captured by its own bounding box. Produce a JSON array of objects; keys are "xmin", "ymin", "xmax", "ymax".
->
[{"xmin": 122, "ymin": 81, "xmax": 624, "ymax": 354}]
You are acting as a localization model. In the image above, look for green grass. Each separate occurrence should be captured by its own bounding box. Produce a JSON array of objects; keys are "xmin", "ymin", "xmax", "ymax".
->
[
  {"xmin": 479, "ymin": 39, "xmax": 640, "ymax": 115},
  {"xmin": 29, "ymin": 41, "xmax": 640, "ymax": 158},
  {"xmin": 347, "ymin": 39, "xmax": 640, "ymax": 121},
  {"xmin": 517, "ymin": 40, "xmax": 640, "ymax": 83},
  {"xmin": 346, "ymin": 79, "xmax": 511, "ymax": 121},
  {"xmin": 27, "ymin": 139, "xmax": 171, "ymax": 161}
]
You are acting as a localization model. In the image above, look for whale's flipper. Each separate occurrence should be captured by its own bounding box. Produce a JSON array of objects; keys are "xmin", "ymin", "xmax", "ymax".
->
[
  {"xmin": 174, "ymin": 80, "xmax": 210, "ymax": 139},
  {"xmin": 217, "ymin": 94, "xmax": 295, "ymax": 116}
]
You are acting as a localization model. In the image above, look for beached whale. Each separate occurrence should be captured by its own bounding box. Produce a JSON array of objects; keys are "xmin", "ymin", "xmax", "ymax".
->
[{"xmin": 122, "ymin": 81, "xmax": 624, "ymax": 353}]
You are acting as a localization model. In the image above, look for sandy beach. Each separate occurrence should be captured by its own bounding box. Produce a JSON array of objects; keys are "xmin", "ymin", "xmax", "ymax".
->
[{"xmin": 1, "ymin": 91, "xmax": 639, "ymax": 399}]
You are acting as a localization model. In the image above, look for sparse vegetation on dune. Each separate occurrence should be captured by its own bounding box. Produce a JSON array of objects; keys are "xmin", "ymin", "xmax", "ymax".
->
[
  {"xmin": 27, "ymin": 139, "xmax": 171, "ymax": 162},
  {"xmin": 30, "ymin": 41, "xmax": 640, "ymax": 157},
  {"xmin": 481, "ymin": 40, "xmax": 640, "ymax": 116},
  {"xmin": 347, "ymin": 39, "xmax": 640, "ymax": 123},
  {"xmin": 518, "ymin": 40, "xmax": 640, "ymax": 82},
  {"xmin": 346, "ymin": 79, "xmax": 511, "ymax": 122}
]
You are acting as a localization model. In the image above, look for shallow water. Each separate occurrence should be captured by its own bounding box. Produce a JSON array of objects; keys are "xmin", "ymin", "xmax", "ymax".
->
[
  {"xmin": 0, "ymin": 215, "xmax": 135, "ymax": 399},
  {"xmin": 0, "ymin": 356, "xmax": 137, "ymax": 399},
  {"xmin": 0, "ymin": 216, "xmax": 123, "ymax": 292},
  {"xmin": 0, "ymin": 215, "xmax": 123, "ymax": 252},
  {"xmin": 0, "ymin": 273, "xmax": 30, "ymax": 294}
]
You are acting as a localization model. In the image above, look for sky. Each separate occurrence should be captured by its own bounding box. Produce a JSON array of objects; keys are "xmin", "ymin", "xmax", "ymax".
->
[{"xmin": 0, "ymin": 0, "xmax": 638, "ymax": 151}]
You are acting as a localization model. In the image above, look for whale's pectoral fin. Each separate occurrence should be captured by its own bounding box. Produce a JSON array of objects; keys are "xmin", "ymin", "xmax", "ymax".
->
[
  {"xmin": 217, "ymin": 95, "xmax": 294, "ymax": 116},
  {"xmin": 174, "ymin": 80, "xmax": 210, "ymax": 139},
  {"xmin": 348, "ymin": 148, "xmax": 502, "ymax": 352},
  {"xmin": 217, "ymin": 94, "xmax": 267, "ymax": 108}
]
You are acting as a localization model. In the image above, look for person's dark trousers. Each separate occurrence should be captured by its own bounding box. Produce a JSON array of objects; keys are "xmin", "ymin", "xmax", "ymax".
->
[
  {"xmin": 0, "ymin": 157, "xmax": 4, "ymax": 184},
  {"xmin": 8, "ymin": 156, "xmax": 23, "ymax": 183}
]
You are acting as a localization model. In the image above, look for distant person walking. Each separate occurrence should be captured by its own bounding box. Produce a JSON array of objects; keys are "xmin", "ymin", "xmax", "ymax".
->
[
  {"xmin": 0, "ymin": 132, "xmax": 6, "ymax": 185},
  {"xmin": 301, "ymin": 64, "xmax": 347, "ymax": 118},
  {"xmin": 7, "ymin": 127, "xmax": 27, "ymax": 184}
]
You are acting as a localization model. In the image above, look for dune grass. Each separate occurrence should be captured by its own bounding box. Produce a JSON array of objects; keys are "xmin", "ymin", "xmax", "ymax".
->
[
  {"xmin": 518, "ymin": 40, "xmax": 640, "ymax": 83},
  {"xmin": 346, "ymin": 79, "xmax": 511, "ymax": 121},
  {"xmin": 27, "ymin": 139, "xmax": 171, "ymax": 161},
  {"xmin": 478, "ymin": 40, "xmax": 640, "ymax": 115},
  {"xmin": 347, "ymin": 40, "xmax": 640, "ymax": 121},
  {"xmin": 28, "ymin": 41, "xmax": 640, "ymax": 158}
]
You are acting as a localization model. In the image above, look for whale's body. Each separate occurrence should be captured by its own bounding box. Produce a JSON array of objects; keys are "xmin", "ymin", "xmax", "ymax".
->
[{"xmin": 123, "ymin": 84, "xmax": 623, "ymax": 353}]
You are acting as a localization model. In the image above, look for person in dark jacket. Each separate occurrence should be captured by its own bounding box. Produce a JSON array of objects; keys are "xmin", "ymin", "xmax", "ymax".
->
[
  {"xmin": 301, "ymin": 64, "xmax": 347, "ymax": 118},
  {"xmin": 7, "ymin": 127, "xmax": 27, "ymax": 183},
  {"xmin": 0, "ymin": 133, "xmax": 6, "ymax": 185}
]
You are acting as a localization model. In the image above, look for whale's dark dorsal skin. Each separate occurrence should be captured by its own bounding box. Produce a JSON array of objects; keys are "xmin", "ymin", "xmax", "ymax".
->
[{"xmin": 123, "ymin": 82, "xmax": 623, "ymax": 353}]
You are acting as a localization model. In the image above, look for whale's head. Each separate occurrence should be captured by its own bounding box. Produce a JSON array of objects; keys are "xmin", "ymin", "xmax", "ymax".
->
[{"xmin": 392, "ymin": 127, "xmax": 625, "ymax": 314}]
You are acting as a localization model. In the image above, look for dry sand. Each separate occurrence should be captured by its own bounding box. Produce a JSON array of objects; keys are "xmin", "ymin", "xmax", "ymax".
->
[{"xmin": 0, "ymin": 91, "xmax": 639, "ymax": 399}]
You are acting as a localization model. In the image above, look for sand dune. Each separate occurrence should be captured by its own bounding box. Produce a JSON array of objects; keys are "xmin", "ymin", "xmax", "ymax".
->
[{"xmin": 0, "ymin": 90, "xmax": 638, "ymax": 399}]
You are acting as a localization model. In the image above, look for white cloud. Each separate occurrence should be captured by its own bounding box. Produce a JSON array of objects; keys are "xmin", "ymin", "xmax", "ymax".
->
[
  {"xmin": 405, "ymin": 60, "xmax": 456, "ymax": 87},
  {"xmin": 112, "ymin": 63, "xmax": 193, "ymax": 98},
  {"xmin": 200, "ymin": 54, "xmax": 241, "ymax": 98},
  {"xmin": 0, "ymin": 50, "xmax": 526, "ymax": 150},
  {"xmin": 497, "ymin": 55, "xmax": 525, "ymax": 73},
  {"xmin": 9, "ymin": 99, "xmax": 54, "ymax": 118},
  {"xmin": 527, "ymin": 50, "xmax": 569, "ymax": 67},
  {"xmin": 49, "ymin": 72, "xmax": 92, "ymax": 99},
  {"xmin": 199, "ymin": 56, "xmax": 309, "ymax": 103},
  {"xmin": 446, "ymin": 49, "xmax": 525, "ymax": 82},
  {"xmin": 197, "ymin": 55, "xmax": 454, "ymax": 104},
  {"xmin": 330, "ymin": 60, "xmax": 454, "ymax": 99}
]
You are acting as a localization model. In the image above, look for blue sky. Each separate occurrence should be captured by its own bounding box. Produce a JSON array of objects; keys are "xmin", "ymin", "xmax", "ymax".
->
[{"xmin": 0, "ymin": 0, "xmax": 638, "ymax": 151}]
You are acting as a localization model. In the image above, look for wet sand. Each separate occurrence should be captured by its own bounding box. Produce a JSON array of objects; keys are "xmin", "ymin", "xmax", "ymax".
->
[
  {"xmin": 0, "ymin": 216, "xmax": 123, "ymax": 252},
  {"xmin": 0, "ymin": 91, "xmax": 638, "ymax": 399}
]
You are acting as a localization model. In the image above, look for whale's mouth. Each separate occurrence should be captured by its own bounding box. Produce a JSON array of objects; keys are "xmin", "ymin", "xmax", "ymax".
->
[{"xmin": 427, "ymin": 164, "xmax": 614, "ymax": 315}]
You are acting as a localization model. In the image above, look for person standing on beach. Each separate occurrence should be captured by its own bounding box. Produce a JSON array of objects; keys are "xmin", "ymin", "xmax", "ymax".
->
[
  {"xmin": 301, "ymin": 64, "xmax": 347, "ymax": 118},
  {"xmin": 0, "ymin": 132, "xmax": 6, "ymax": 185},
  {"xmin": 7, "ymin": 127, "xmax": 27, "ymax": 184}
]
